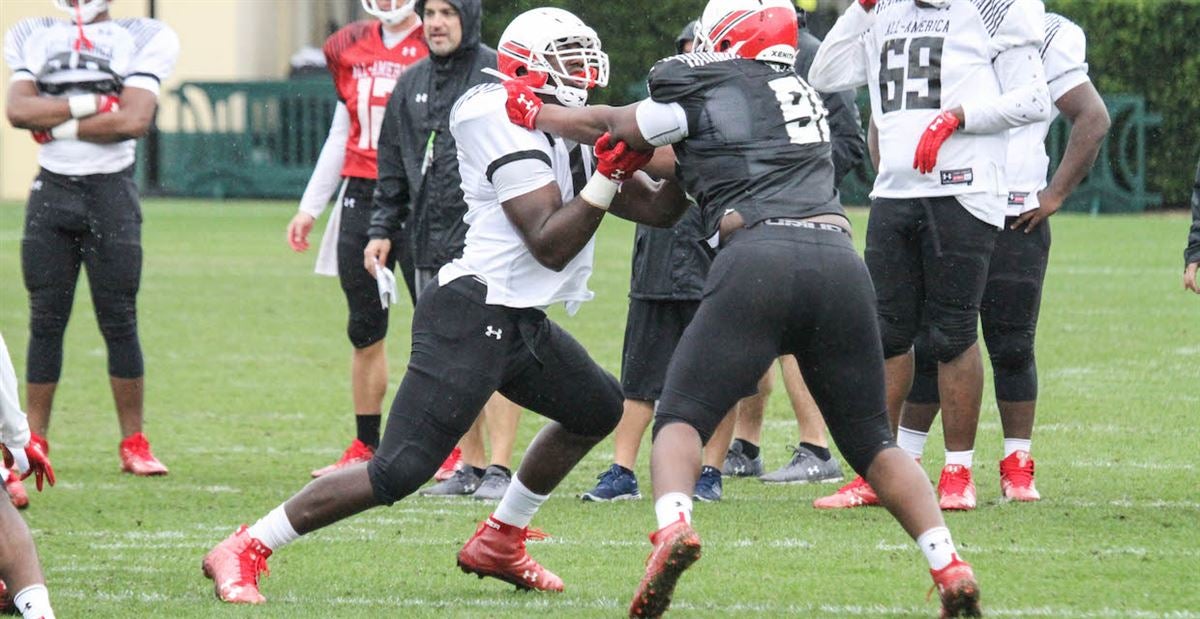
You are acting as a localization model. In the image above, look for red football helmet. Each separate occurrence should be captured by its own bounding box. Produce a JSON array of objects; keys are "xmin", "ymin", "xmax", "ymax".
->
[
  {"xmin": 496, "ymin": 8, "xmax": 609, "ymax": 108},
  {"xmin": 694, "ymin": 0, "xmax": 798, "ymax": 66}
]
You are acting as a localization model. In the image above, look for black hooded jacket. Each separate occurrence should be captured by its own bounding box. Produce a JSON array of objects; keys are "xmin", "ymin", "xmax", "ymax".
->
[
  {"xmin": 1187, "ymin": 158, "xmax": 1200, "ymax": 267},
  {"xmin": 369, "ymin": 0, "xmax": 498, "ymax": 270}
]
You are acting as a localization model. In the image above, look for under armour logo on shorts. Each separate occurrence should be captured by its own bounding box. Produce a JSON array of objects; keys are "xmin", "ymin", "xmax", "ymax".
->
[
  {"xmin": 344, "ymin": 197, "xmax": 357, "ymax": 209},
  {"xmin": 485, "ymin": 326, "xmax": 503, "ymax": 340}
]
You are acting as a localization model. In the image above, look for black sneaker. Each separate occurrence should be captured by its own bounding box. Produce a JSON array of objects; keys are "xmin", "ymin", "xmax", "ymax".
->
[
  {"xmin": 580, "ymin": 464, "xmax": 642, "ymax": 501},
  {"xmin": 692, "ymin": 465, "xmax": 723, "ymax": 502},
  {"xmin": 722, "ymin": 441, "xmax": 765, "ymax": 477}
]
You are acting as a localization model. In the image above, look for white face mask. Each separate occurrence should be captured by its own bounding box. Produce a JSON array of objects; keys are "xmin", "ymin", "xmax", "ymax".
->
[
  {"xmin": 53, "ymin": 0, "xmax": 108, "ymax": 24},
  {"xmin": 919, "ymin": 0, "xmax": 953, "ymax": 7},
  {"xmin": 361, "ymin": 0, "xmax": 415, "ymax": 27}
]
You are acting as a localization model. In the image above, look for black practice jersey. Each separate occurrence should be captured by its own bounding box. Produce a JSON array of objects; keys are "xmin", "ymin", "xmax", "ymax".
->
[{"xmin": 647, "ymin": 53, "xmax": 845, "ymax": 235}]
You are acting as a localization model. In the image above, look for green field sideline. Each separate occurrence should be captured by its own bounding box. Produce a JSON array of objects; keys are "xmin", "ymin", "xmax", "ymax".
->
[{"xmin": 0, "ymin": 201, "xmax": 1197, "ymax": 618}]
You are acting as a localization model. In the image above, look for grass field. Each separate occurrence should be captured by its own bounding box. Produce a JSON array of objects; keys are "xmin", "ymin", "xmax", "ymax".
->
[{"xmin": 0, "ymin": 200, "xmax": 1197, "ymax": 618}]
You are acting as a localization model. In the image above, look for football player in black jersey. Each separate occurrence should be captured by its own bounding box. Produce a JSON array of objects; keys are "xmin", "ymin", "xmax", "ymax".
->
[{"xmin": 499, "ymin": 0, "xmax": 980, "ymax": 616}]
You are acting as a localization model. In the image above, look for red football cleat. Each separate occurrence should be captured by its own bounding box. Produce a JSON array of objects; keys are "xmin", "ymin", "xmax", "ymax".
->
[
  {"xmin": 0, "ymin": 578, "xmax": 12, "ymax": 614},
  {"xmin": 999, "ymin": 450, "xmax": 1040, "ymax": 502},
  {"xmin": 202, "ymin": 525, "xmax": 272, "ymax": 604},
  {"xmin": 812, "ymin": 475, "xmax": 879, "ymax": 509},
  {"xmin": 929, "ymin": 554, "xmax": 981, "ymax": 618},
  {"xmin": 457, "ymin": 515, "xmax": 563, "ymax": 592},
  {"xmin": 435, "ymin": 446, "xmax": 463, "ymax": 482},
  {"xmin": 310, "ymin": 438, "xmax": 375, "ymax": 478},
  {"xmin": 629, "ymin": 519, "xmax": 702, "ymax": 618},
  {"xmin": 4, "ymin": 469, "xmax": 28, "ymax": 510},
  {"xmin": 937, "ymin": 465, "xmax": 976, "ymax": 511},
  {"xmin": 119, "ymin": 432, "xmax": 168, "ymax": 476}
]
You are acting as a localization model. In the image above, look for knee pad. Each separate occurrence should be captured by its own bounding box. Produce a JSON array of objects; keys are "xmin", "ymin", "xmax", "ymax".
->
[
  {"xmin": 347, "ymin": 312, "xmax": 387, "ymax": 349},
  {"xmin": 878, "ymin": 316, "xmax": 917, "ymax": 359},
  {"xmin": 986, "ymin": 328, "xmax": 1036, "ymax": 376},
  {"xmin": 367, "ymin": 412, "xmax": 457, "ymax": 505},
  {"xmin": 925, "ymin": 323, "xmax": 977, "ymax": 364},
  {"xmin": 564, "ymin": 376, "xmax": 623, "ymax": 439},
  {"xmin": 906, "ymin": 335, "xmax": 940, "ymax": 404}
]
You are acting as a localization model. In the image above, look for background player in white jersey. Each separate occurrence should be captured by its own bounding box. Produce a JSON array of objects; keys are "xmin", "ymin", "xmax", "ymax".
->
[
  {"xmin": 501, "ymin": 1, "xmax": 982, "ymax": 615},
  {"xmin": 201, "ymin": 8, "xmax": 691, "ymax": 604},
  {"xmin": 809, "ymin": 0, "xmax": 1052, "ymax": 511},
  {"xmin": 3, "ymin": 0, "xmax": 180, "ymax": 494},
  {"xmin": 0, "ymin": 332, "xmax": 57, "ymax": 619},
  {"xmin": 284, "ymin": 0, "xmax": 427, "ymax": 479},
  {"xmin": 1186, "ymin": 159, "xmax": 1200, "ymax": 293},
  {"xmin": 901, "ymin": 13, "xmax": 1110, "ymax": 501}
]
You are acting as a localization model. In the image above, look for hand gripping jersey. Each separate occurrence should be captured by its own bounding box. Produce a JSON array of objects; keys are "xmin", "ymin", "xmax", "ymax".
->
[
  {"xmin": 646, "ymin": 52, "xmax": 845, "ymax": 237},
  {"xmin": 1004, "ymin": 13, "xmax": 1089, "ymax": 216},
  {"xmin": 854, "ymin": 0, "xmax": 1043, "ymax": 223},
  {"xmin": 324, "ymin": 20, "xmax": 427, "ymax": 180},
  {"xmin": 3, "ymin": 17, "xmax": 179, "ymax": 176},
  {"xmin": 439, "ymin": 84, "xmax": 597, "ymax": 313}
]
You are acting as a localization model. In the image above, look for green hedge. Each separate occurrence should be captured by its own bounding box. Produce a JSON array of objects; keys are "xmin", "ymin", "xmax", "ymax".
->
[{"xmin": 482, "ymin": 0, "xmax": 1199, "ymax": 207}]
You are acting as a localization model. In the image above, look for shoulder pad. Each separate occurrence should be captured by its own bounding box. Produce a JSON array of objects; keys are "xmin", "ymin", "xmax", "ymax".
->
[{"xmin": 647, "ymin": 52, "xmax": 739, "ymax": 103}]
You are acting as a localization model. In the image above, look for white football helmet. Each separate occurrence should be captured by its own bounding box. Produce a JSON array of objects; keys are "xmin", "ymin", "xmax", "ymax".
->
[
  {"xmin": 918, "ymin": 0, "xmax": 953, "ymax": 7},
  {"xmin": 497, "ymin": 8, "xmax": 610, "ymax": 108},
  {"xmin": 52, "ymin": 0, "xmax": 108, "ymax": 24},
  {"xmin": 694, "ymin": 0, "xmax": 798, "ymax": 66},
  {"xmin": 361, "ymin": 0, "xmax": 415, "ymax": 27}
]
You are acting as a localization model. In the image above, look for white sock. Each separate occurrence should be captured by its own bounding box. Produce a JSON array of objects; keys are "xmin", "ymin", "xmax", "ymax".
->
[
  {"xmin": 14, "ymin": 584, "xmax": 54, "ymax": 619},
  {"xmin": 944, "ymin": 450, "xmax": 974, "ymax": 468},
  {"xmin": 654, "ymin": 492, "xmax": 693, "ymax": 529},
  {"xmin": 246, "ymin": 504, "xmax": 300, "ymax": 551},
  {"xmin": 916, "ymin": 526, "xmax": 957, "ymax": 571},
  {"xmin": 1003, "ymin": 438, "xmax": 1032, "ymax": 457},
  {"xmin": 896, "ymin": 427, "xmax": 929, "ymax": 460},
  {"xmin": 492, "ymin": 475, "xmax": 547, "ymax": 529},
  {"xmin": 1, "ymin": 467, "xmax": 9, "ymax": 482}
]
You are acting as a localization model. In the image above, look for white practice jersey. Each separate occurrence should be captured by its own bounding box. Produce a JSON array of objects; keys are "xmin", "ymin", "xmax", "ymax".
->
[
  {"xmin": 0, "ymin": 332, "xmax": 30, "ymax": 451},
  {"xmin": 811, "ymin": 0, "xmax": 1047, "ymax": 227},
  {"xmin": 4, "ymin": 17, "xmax": 180, "ymax": 176},
  {"xmin": 1005, "ymin": 14, "xmax": 1090, "ymax": 216},
  {"xmin": 439, "ymin": 84, "xmax": 597, "ymax": 313}
]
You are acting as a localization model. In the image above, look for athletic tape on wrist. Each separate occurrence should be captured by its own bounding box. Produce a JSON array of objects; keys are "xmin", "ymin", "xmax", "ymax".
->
[
  {"xmin": 50, "ymin": 119, "xmax": 79, "ymax": 140},
  {"xmin": 68, "ymin": 94, "xmax": 98, "ymax": 119},
  {"xmin": 580, "ymin": 173, "xmax": 619, "ymax": 210}
]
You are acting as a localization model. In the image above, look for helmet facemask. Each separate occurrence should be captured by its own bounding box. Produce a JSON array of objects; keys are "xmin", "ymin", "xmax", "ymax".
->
[
  {"xmin": 530, "ymin": 36, "xmax": 610, "ymax": 107},
  {"xmin": 52, "ymin": 0, "xmax": 108, "ymax": 24},
  {"xmin": 361, "ymin": 0, "xmax": 415, "ymax": 27}
]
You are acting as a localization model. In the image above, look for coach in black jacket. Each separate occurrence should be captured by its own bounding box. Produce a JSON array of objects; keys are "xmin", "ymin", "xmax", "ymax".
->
[
  {"xmin": 1185, "ymin": 158, "xmax": 1200, "ymax": 293},
  {"xmin": 370, "ymin": 0, "xmax": 496, "ymax": 294}
]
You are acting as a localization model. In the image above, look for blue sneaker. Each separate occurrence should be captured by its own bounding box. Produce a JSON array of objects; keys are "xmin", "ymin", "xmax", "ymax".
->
[
  {"xmin": 692, "ymin": 466, "xmax": 723, "ymax": 502},
  {"xmin": 580, "ymin": 464, "xmax": 642, "ymax": 501}
]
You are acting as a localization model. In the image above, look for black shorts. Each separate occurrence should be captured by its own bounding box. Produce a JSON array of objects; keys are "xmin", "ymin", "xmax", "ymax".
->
[
  {"xmin": 337, "ymin": 177, "xmax": 407, "ymax": 348},
  {"xmin": 655, "ymin": 221, "xmax": 894, "ymax": 476},
  {"xmin": 367, "ymin": 276, "xmax": 623, "ymax": 504},
  {"xmin": 620, "ymin": 299, "xmax": 701, "ymax": 401},
  {"xmin": 865, "ymin": 196, "xmax": 999, "ymax": 362}
]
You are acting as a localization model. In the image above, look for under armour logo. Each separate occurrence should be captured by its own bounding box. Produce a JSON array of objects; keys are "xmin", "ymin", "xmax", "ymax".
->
[
  {"xmin": 415, "ymin": 93, "xmax": 428, "ymax": 103},
  {"xmin": 611, "ymin": 169, "xmax": 626, "ymax": 180},
  {"xmin": 402, "ymin": 46, "xmax": 419, "ymax": 57},
  {"xmin": 31, "ymin": 180, "xmax": 43, "ymax": 192},
  {"xmin": 523, "ymin": 569, "xmax": 538, "ymax": 582},
  {"xmin": 807, "ymin": 466, "xmax": 820, "ymax": 476},
  {"xmin": 485, "ymin": 326, "xmax": 503, "ymax": 340},
  {"xmin": 344, "ymin": 197, "xmax": 357, "ymax": 208},
  {"xmin": 517, "ymin": 94, "xmax": 536, "ymax": 111}
]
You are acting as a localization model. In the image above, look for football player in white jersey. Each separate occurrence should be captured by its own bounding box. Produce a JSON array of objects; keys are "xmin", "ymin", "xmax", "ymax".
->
[
  {"xmin": 201, "ymin": 8, "xmax": 690, "ymax": 604},
  {"xmin": 900, "ymin": 13, "xmax": 1110, "ymax": 501},
  {"xmin": 3, "ymin": 0, "xmax": 179, "ymax": 496},
  {"xmin": 0, "ymin": 332, "xmax": 57, "ymax": 619},
  {"xmin": 808, "ymin": 0, "xmax": 1052, "ymax": 511}
]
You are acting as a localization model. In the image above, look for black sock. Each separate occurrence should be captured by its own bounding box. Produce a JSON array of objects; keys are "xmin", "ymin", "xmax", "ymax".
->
[
  {"xmin": 356, "ymin": 414, "xmax": 381, "ymax": 448},
  {"xmin": 469, "ymin": 466, "xmax": 486, "ymax": 477},
  {"xmin": 734, "ymin": 438, "xmax": 760, "ymax": 460},
  {"xmin": 800, "ymin": 442, "xmax": 832, "ymax": 461},
  {"xmin": 489, "ymin": 464, "xmax": 511, "ymax": 477}
]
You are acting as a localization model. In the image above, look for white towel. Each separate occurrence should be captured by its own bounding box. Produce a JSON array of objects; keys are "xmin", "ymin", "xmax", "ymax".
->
[{"xmin": 314, "ymin": 180, "xmax": 348, "ymax": 277}]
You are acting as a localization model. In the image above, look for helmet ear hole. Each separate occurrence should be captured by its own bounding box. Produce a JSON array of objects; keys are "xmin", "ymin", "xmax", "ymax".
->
[{"xmin": 717, "ymin": 40, "xmax": 733, "ymax": 52}]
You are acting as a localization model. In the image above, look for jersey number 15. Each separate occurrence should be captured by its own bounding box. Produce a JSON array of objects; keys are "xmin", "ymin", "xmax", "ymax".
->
[{"xmin": 879, "ymin": 37, "xmax": 944, "ymax": 113}]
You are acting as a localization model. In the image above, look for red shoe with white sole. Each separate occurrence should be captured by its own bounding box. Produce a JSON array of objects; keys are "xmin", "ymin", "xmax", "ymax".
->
[
  {"xmin": 202, "ymin": 525, "xmax": 272, "ymax": 604},
  {"xmin": 457, "ymin": 515, "xmax": 563, "ymax": 592},
  {"xmin": 999, "ymin": 450, "xmax": 1040, "ymax": 502},
  {"xmin": 310, "ymin": 438, "xmax": 375, "ymax": 478},
  {"xmin": 629, "ymin": 519, "xmax": 702, "ymax": 618},
  {"xmin": 812, "ymin": 475, "xmax": 879, "ymax": 509},
  {"xmin": 929, "ymin": 554, "xmax": 981, "ymax": 618}
]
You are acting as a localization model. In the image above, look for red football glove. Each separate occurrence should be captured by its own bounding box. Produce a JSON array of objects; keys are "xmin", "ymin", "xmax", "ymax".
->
[
  {"xmin": 594, "ymin": 133, "xmax": 653, "ymax": 182},
  {"xmin": 97, "ymin": 94, "xmax": 120, "ymax": 114},
  {"xmin": 503, "ymin": 77, "xmax": 544, "ymax": 130},
  {"xmin": 858, "ymin": 0, "xmax": 877, "ymax": 10},
  {"xmin": 913, "ymin": 110, "xmax": 961, "ymax": 174},
  {"xmin": 31, "ymin": 130, "xmax": 53, "ymax": 144},
  {"xmin": 3, "ymin": 441, "xmax": 55, "ymax": 492}
]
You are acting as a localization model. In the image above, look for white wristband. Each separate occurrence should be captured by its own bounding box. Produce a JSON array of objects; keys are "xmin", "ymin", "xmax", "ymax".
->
[
  {"xmin": 68, "ymin": 94, "xmax": 98, "ymax": 119},
  {"xmin": 50, "ymin": 119, "xmax": 79, "ymax": 140},
  {"xmin": 579, "ymin": 173, "xmax": 619, "ymax": 210}
]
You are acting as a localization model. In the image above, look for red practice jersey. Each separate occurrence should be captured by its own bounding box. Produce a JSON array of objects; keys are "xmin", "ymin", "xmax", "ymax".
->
[{"xmin": 324, "ymin": 20, "xmax": 428, "ymax": 179}]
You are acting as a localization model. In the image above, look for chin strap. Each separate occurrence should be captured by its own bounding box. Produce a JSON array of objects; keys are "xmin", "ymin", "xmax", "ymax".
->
[{"xmin": 73, "ymin": 2, "xmax": 95, "ymax": 52}]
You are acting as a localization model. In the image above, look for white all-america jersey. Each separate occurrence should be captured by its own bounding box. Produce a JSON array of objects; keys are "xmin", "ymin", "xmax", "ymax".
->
[
  {"xmin": 439, "ymin": 83, "xmax": 597, "ymax": 313},
  {"xmin": 867, "ymin": 0, "xmax": 1043, "ymax": 222},
  {"xmin": 4, "ymin": 17, "xmax": 180, "ymax": 176},
  {"xmin": 1005, "ymin": 14, "xmax": 1090, "ymax": 216}
]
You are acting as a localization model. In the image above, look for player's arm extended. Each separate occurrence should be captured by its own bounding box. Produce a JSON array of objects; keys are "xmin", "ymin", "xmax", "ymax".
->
[
  {"xmin": 73, "ymin": 86, "xmax": 160, "ymax": 143},
  {"xmin": 807, "ymin": 2, "xmax": 873, "ymax": 93},
  {"xmin": 534, "ymin": 101, "xmax": 655, "ymax": 151},
  {"xmin": 959, "ymin": 46, "xmax": 1052, "ymax": 134}
]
